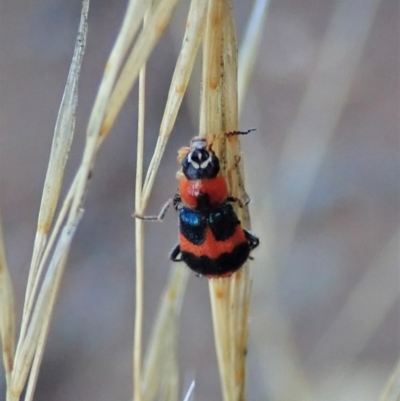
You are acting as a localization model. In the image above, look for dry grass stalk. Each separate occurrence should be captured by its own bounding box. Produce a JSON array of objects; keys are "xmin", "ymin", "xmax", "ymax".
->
[
  {"xmin": 23, "ymin": 254, "xmax": 68, "ymax": 401},
  {"xmin": 21, "ymin": 0, "xmax": 89, "ymax": 339},
  {"xmin": 102, "ymin": 0, "xmax": 182, "ymax": 141},
  {"xmin": 133, "ymin": 4, "xmax": 151, "ymax": 398},
  {"xmin": 0, "ymin": 211, "xmax": 15, "ymax": 391},
  {"xmin": 201, "ymin": 1, "xmax": 252, "ymax": 400}
]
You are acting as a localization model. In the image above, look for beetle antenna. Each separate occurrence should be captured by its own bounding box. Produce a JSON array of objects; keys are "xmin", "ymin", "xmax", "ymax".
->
[{"xmin": 225, "ymin": 128, "xmax": 256, "ymax": 137}]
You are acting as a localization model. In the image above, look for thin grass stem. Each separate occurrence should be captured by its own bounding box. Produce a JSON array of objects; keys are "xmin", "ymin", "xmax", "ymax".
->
[
  {"xmin": 23, "ymin": 254, "xmax": 68, "ymax": 401},
  {"xmin": 0, "ymin": 211, "xmax": 15, "ymax": 393},
  {"xmin": 133, "ymin": 6, "xmax": 152, "ymax": 400},
  {"xmin": 103, "ymin": 0, "xmax": 182, "ymax": 139}
]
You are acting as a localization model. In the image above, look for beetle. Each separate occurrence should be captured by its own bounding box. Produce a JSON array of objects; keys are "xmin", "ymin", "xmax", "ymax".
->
[{"xmin": 136, "ymin": 131, "xmax": 259, "ymax": 277}]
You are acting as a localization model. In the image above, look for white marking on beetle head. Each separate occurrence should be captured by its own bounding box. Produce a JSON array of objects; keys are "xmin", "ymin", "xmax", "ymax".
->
[
  {"xmin": 188, "ymin": 152, "xmax": 200, "ymax": 169},
  {"xmin": 200, "ymin": 153, "xmax": 212, "ymax": 169}
]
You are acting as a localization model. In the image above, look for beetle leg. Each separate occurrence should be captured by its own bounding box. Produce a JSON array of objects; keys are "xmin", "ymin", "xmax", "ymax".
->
[
  {"xmin": 226, "ymin": 195, "xmax": 251, "ymax": 208},
  {"xmin": 170, "ymin": 244, "xmax": 182, "ymax": 262},
  {"xmin": 244, "ymin": 229, "xmax": 260, "ymax": 250},
  {"xmin": 173, "ymin": 193, "xmax": 183, "ymax": 210},
  {"xmin": 134, "ymin": 198, "xmax": 173, "ymax": 221}
]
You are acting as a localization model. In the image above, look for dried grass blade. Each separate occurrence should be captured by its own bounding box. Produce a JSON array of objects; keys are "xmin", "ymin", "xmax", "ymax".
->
[
  {"xmin": 18, "ymin": 174, "xmax": 77, "ymax": 344},
  {"xmin": 23, "ymin": 254, "xmax": 68, "ymax": 401},
  {"xmin": 141, "ymin": 0, "xmax": 208, "ymax": 205},
  {"xmin": 10, "ymin": 171, "xmax": 77, "ymax": 400},
  {"xmin": 201, "ymin": 1, "xmax": 252, "ymax": 400},
  {"xmin": 220, "ymin": 3, "xmax": 238, "ymax": 133},
  {"xmin": 21, "ymin": 0, "xmax": 90, "ymax": 342},
  {"xmin": 70, "ymin": 0, "xmax": 177, "ymax": 222},
  {"xmin": 221, "ymin": 7, "xmax": 251, "ymax": 398},
  {"xmin": 87, "ymin": 0, "xmax": 151, "ymax": 143},
  {"xmin": 103, "ymin": 0, "xmax": 182, "ymax": 140},
  {"xmin": 158, "ymin": 321, "xmax": 179, "ymax": 401},
  {"xmin": 0, "ymin": 212, "xmax": 15, "ymax": 390},
  {"xmin": 220, "ymin": 0, "xmax": 240, "ymax": 189},
  {"xmin": 200, "ymin": 0, "xmax": 223, "ymax": 137},
  {"xmin": 133, "ymin": 5, "xmax": 151, "ymax": 398},
  {"xmin": 209, "ymin": 278, "xmax": 234, "ymax": 400},
  {"xmin": 142, "ymin": 266, "xmax": 189, "ymax": 401},
  {"xmin": 11, "ymin": 212, "xmax": 83, "ymax": 398},
  {"xmin": 69, "ymin": 0, "xmax": 152, "ymax": 218}
]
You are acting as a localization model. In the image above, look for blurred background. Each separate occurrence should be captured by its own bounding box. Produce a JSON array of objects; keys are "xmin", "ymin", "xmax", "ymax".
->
[{"xmin": 0, "ymin": 0, "xmax": 398, "ymax": 400}]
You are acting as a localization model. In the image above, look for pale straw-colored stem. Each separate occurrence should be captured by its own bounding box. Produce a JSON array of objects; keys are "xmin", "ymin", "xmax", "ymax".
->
[
  {"xmin": 201, "ymin": 1, "xmax": 252, "ymax": 400},
  {"xmin": 23, "ymin": 254, "xmax": 68, "ymax": 401},
  {"xmin": 0, "ymin": 210, "xmax": 15, "ymax": 393},
  {"xmin": 102, "ymin": 0, "xmax": 182, "ymax": 140},
  {"xmin": 11, "ymin": 211, "xmax": 83, "ymax": 398},
  {"xmin": 133, "ymin": 7, "xmax": 151, "ymax": 399}
]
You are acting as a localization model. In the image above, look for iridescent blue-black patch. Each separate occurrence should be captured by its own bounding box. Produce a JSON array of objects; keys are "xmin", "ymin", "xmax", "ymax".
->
[{"xmin": 179, "ymin": 207, "xmax": 207, "ymax": 245}]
